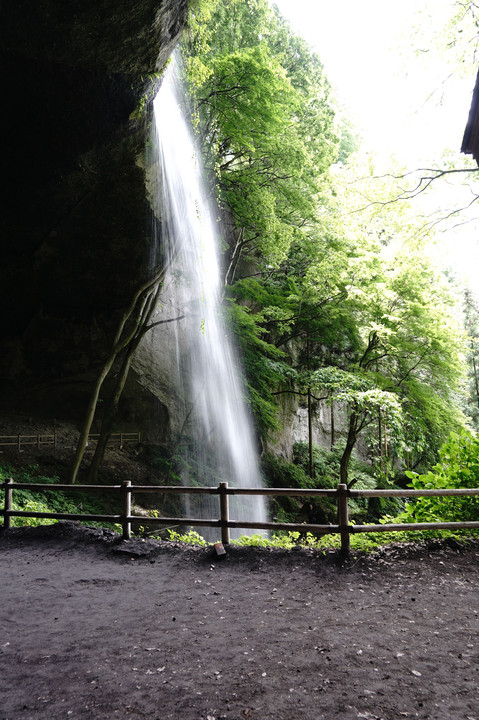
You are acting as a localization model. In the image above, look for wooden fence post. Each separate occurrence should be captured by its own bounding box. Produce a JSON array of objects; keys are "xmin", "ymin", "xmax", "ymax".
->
[
  {"xmin": 337, "ymin": 483, "xmax": 350, "ymax": 555},
  {"xmin": 4, "ymin": 478, "xmax": 13, "ymax": 529},
  {"xmin": 219, "ymin": 482, "xmax": 230, "ymax": 545},
  {"xmin": 122, "ymin": 481, "xmax": 131, "ymax": 540}
]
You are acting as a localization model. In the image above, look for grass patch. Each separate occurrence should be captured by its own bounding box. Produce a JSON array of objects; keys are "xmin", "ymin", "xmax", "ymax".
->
[{"xmin": 166, "ymin": 526, "xmax": 479, "ymax": 552}]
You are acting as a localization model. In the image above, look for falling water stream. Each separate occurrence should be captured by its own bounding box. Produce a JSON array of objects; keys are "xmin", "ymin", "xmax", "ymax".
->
[{"xmin": 150, "ymin": 54, "xmax": 267, "ymax": 540}]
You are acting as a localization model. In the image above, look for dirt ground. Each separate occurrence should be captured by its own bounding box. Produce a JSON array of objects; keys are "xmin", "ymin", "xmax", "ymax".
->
[{"xmin": 1, "ymin": 524, "xmax": 478, "ymax": 720}]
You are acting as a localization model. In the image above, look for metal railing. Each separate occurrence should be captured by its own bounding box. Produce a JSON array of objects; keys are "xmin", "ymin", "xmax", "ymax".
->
[{"xmin": 2, "ymin": 479, "xmax": 479, "ymax": 553}]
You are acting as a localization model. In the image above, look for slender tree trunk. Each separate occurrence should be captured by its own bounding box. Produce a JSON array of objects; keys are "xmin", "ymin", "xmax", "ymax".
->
[
  {"xmin": 307, "ymin": 387, "xmax": 313, "ymax": 477},
  {"xmin": 472, "ymin": 351, "xmax": 479, "ymax": 411},
  {"xmin": 224, "ymin": 228, "xmax": 244, "ymax": 287},
  {"xmin": 87, "ymin": 286, "xmax": 162, "ymax": 482},
  {"xmin": 339, "ymin": 412, "xmax": 359, "ymax": 486},
  {"xmin": 383, "ymin": 420, "xmax": 389, "ymax": 481},
  {"xmin": 306, "ymin": 333, "xmax": 314, "ymax": 478},
  {"xmin": 69, "ymin": 357, "xmax": 117, "ymax": 484},
  {"xmin": 378, "ymin": 409, "xmax": 383, "ymax": 472},
  {"xmin": 330, "ymin": 401, "xmax": 335, "ymax": 449},
  {"xmin": 69, "ymin": 272, "xmax": 166, "ymax": 484},
  {"xmin": 86, "ymin": 349, "xmax": 136, "ymax": 483}
]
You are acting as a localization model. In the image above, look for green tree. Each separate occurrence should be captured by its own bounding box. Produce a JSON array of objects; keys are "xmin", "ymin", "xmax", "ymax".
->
[
  {"xmin": 183, "ymin": 0, "xmax": 468, "ymax": 491},
  {"xmin": 183, "ymin": 0, "xmax": 339, "ymax": 276},
  {"xmin": 309, "ymin": 367, "xmax": 403, "ymax": 486},
  {"xmin": 462, "ymin": 288, "xmax": 479, "ymax": 429}
]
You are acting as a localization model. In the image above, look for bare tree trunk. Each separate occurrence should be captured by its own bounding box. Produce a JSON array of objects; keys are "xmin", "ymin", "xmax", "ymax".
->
[
  {"xmin": 86, "ymin": 349, "xmax": 136, "ymax": 483},
  {"xmin": 378, "ymin": 409, "xmax": 383, "ymax": 472},
  {"xmin": 87, "ymin": 287, "xmax": 161, "ymax": 482},
  {"xmin": 69, "ymin": 356, "xmax": 117, "ymax": 484},
  {"xmin": 306, "ymin": 333, "xmax": 314, "ymax": 478},
  {"xmin": 472, "ymin": 351, "xmax": 479, "ymax": 411},
  {"xmin": 307, "ymin": 387, "xmax": 313, "ymax": 478},
  {"xmin": 339, "ymin": 412, "xmax": 359, "ymax": 486},
  {"xmin": 330, "ymin": 401, "xmax": 335, "ymax": 449},
  {"xmin": 69, "ymin": 264, "xmax": 168, "ymax": 484},
  {"xmin": 224, "ymin": 227, "xmax": 245, "ymax": 287}
]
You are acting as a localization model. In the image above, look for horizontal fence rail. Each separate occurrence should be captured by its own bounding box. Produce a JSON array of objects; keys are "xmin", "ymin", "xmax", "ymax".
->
[
  {"xmin": 0, "ymin": 434, "xmax": 57, "ymax": 450},
  {"xmin": 1, "ymin": 479, "xmax": 479, "ymax": 552},
  {"xmin": 0, "ymin": 431, "xmax": 141, "ymax": 451},
  {"xmin": 86, "ymin": 432, "xmax": 141, "ymax": 448}
]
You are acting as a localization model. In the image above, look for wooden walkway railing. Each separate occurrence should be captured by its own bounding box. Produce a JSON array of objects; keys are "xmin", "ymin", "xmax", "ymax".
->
[
  {"xmin": 1, "ymin": 480, "xmax": 479, "ymax": 553},
  {"xmin": 0, "ymin": 434, "xmax": 58, "ymax": 450},
  {"xmin": 0, "ymin": 431, "xmax": 141, "ymax": 451}
]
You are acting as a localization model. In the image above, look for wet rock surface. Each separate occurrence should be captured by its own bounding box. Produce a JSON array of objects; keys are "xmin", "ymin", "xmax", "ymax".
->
[{"xmin": 0, "ymin": 0, "xmax": 187, "ymax": 423}]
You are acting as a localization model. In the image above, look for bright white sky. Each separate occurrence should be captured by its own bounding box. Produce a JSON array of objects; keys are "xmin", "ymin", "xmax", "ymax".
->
[
  {"xmin": 273, "ymin": 0, "xmax": 479, "ymax": 292},
  {"xmin": 273, "ymin": 0, "xmax": 474, "ymax": 159}
]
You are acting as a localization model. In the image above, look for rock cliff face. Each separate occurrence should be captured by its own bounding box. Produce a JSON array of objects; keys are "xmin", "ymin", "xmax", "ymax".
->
[
  {"xmin": 0, "ymin": 1, "xmax": 355, "ymax": 462},
  {"xmin": 265, "ymin": 392, "xmax": 349, "ymax": 460},
  {"xmin": 0, "ymin": 0, "xmax": 188, "ymax": 430}
]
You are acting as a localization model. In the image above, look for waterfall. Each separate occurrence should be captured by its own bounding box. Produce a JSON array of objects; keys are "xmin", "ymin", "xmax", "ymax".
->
[{"xmin": 148, "ymin": 54, "xmax": 267, "ymax": 540}]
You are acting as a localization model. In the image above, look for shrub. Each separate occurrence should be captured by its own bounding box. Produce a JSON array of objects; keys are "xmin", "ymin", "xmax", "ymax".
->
[{"xmin": 403, "ymin": 430, "xmax": 479, "ymax": 523}]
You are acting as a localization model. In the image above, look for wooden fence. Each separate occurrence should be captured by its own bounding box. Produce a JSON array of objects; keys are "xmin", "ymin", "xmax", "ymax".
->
[
  {"xmin": 2, "ymin": 480, "xmax": 479, "ymax": 553},
  {"xmin": 0, "ymin": 431, "xmax": 141, "ymax": 451},
  {"xmin": 0, "ymin": 434, "xmax": 57, "ymax": 450}
]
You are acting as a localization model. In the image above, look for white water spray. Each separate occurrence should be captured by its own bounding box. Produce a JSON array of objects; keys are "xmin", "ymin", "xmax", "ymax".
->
[{"xmin": 150, "ymin": 55, "xmax": 267, "ymax": 539}]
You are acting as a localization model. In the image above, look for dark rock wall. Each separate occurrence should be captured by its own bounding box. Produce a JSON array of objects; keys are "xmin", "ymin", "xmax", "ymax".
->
[{"xmin": 0, "ymin": 0, "xmax": 188, "ymax": 426}]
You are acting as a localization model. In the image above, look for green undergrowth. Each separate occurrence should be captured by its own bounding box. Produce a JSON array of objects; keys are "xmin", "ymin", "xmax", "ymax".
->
[
  {"xmin": 0, "ymin": 463, "xmax": 121, "ymax": 532},
  {"xmin": 3, "ymin": 434, "xmax": 479, "ymax": 554},
  {"xmin": 167, "ymin": 526, "xmax": 479, "ymax": 552},
  {"xmin": 262, "ymin": 443, "xmax": 405, "ymax": 526}
]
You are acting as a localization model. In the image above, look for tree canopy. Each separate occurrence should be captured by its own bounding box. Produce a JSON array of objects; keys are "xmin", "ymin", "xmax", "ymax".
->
[{"xmin": 180, "ymin": 0, "xmax": 470, "ymax": 485}]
